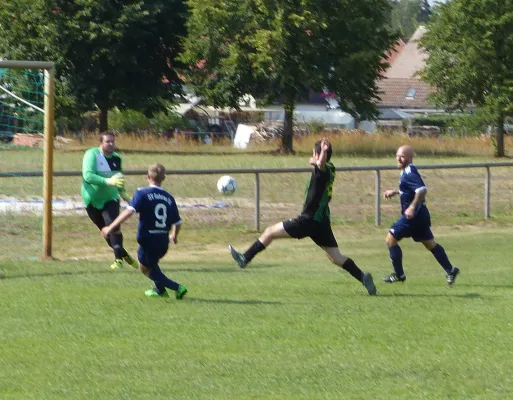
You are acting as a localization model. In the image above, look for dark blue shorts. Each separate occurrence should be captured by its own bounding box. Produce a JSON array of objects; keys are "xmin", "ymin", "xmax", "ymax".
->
[
  {"xmin": 137, "ymin": 238, "xmax": 169, "ymax": 269},
  {"xmin": 389, "ymin": 207, "xmax": 434, "ymax": 242}
]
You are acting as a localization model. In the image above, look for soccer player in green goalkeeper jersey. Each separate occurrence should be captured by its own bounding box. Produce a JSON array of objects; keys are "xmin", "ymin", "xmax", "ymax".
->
[{"xmin": 81, "ymin": 131, "xmax": 137, "ymax": 270}]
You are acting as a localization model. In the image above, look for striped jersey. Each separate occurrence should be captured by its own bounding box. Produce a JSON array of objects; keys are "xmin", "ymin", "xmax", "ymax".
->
[{"xmin": 301, "ymin": 162, "xmax": 336, "ymax": 222}]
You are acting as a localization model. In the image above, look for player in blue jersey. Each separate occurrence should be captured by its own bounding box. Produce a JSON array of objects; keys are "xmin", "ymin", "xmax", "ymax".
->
[
  {"xmin": 383, "ymin": 145, "xmax": 460, "ymax": 285},
  {"xmin": 101, "ymin": 163, "xmax": 188, "ymax": 299}
]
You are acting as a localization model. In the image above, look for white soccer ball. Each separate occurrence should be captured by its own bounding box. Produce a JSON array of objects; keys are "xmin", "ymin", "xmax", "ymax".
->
[{"xmin": 217, "ymin": 175, "xmax": 237, "ymax": 195}]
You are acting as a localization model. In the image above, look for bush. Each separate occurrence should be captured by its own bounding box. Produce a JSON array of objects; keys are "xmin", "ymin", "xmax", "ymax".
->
[
  {"xmin": 149, "ymin": 111, "xmax": 188, "ymax": 134},
  {"xmin": 450, "ymin": 113, "xmax": 489, "ymax": 137},
  {"xmin": 412, "ymin": 116, "xmax": 453, "ymax": 128},
  {"xmin": 108, "ymin": 109, "xmax": 150, "ymax": 133},
  {"xmin": 306, "ymin": 119, "xmax": 327, "ymax": 134},
  {"xmin": 412, "ymin": 112, "xmax": 492, "ymax": 137}
]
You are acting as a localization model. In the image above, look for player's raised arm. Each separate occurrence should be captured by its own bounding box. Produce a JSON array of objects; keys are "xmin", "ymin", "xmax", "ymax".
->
[
  {"xmin": 315, "ymin": 139, "xmax": 329, "ymax": 170},
  {"xmin": 308, "ymin": 149, "xmax": 316, "ymax": 166}
]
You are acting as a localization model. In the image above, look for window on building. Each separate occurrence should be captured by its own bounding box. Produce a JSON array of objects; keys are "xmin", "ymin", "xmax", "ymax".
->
[{"xmin": 406, "ymin": 88, "xmax": 416, "ymax": 99}]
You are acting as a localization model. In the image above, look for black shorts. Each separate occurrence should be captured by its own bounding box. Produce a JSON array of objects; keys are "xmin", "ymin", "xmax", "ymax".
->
[
  {"xmin": 283, "ymin": 215, "xmax": 338, "ymax": 248},
  {"xmin": 86, "ymin": 200, "xmax": 120, "ymax": 230}
]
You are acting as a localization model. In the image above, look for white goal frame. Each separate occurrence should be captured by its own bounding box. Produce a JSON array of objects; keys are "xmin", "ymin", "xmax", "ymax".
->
[{"xmin": 0, "ymin": 60, "xmax": 55, "ymax": 259}]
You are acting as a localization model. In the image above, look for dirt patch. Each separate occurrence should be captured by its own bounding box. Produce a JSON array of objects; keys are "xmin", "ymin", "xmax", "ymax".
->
[{"xmin": 13, "ymin": 134, "xmax": 77, "ymax": 148}]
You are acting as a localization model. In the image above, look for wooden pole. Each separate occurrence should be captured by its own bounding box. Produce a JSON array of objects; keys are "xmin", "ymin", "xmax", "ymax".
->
[{"xmin": 42, "ymin": 67, "xmax": 55, "ymax": 259}]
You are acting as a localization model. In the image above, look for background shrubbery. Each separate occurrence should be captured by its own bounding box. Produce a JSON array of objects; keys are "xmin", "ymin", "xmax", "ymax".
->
[{"xmin": 411, "ymin": 111, "xmax": 497, "ymax": 137}]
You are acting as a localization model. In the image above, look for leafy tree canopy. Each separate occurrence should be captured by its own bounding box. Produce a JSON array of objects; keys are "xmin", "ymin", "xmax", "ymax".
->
[
  {"xmin": 181, "ymin": 0, "xmax": 398, "ymax": 151},
  {"xmin": 419, "ymin": 0, "xmax": 513, "ymax": 156},
  {"xmin": 0, "ymin": 0, "xmax": 187, "ymax": 131}
]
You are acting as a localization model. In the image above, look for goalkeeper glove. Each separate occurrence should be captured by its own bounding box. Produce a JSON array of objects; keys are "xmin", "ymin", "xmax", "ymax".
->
[{"xmin": 106, "ymin": 173, "xmax": 125, "ymax": 188}]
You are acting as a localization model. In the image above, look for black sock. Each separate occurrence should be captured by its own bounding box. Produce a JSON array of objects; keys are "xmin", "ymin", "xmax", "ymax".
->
[
  {"xmin": 110, "ymin": 233, "xmax": 127, "ymax": 259},
  {"xmin": 430, "ymin": 244, "xmax": 453, "ymax": 274},
  {"xmin": 389, "ymin": 245, "xmax": 405, "ymax": 277},
  {"xmin": 244, "ymin": 240, "xmax": 266, "ymax": 262},
  {"xmin": 342, "ymin": 258, "xmax": 364, "ymax": 282}
]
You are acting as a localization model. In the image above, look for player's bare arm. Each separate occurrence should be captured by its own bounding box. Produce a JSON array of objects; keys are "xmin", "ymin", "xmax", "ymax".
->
[
  {"xmin": 404, "ymin": 188, "xmax": 427, "ymax": 219},
  {"xmin": 101, "ymin": 208, "xmax": 135, "ymax": 238},
  {"xmin": 308, "ymin": 149, "xmax": 316, "ymax": 166},
  {"xmin": 170, "ymin": 223, "xmax": 182, "ymax": 244},
  {"xmin": 316, "ymin": 139, "xmax": 329, "ymax": 170},
  {"xmin": 384, "ymin": 189, "xmax": 399, "ymax": 199}
]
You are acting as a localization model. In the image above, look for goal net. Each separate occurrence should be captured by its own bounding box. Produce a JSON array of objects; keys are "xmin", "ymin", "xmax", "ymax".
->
[
  {"xmin": 0, "ymin": 61, "xmax": 55, "ymax": 260},
  {"xmin": 0, "ymin": 68, "xmax": 44, "ymax": 137}
]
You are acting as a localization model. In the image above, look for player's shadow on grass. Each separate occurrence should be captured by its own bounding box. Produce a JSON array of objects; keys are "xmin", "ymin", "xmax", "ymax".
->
[
  {"xmin": 457, "ymin": 283, "xmax": 513, "ymax": 289},
  {"xmin": 172, "ymin": 263, "xmax": 277, "ymax": 273},
  {"xmin": 0, "ymin": 264, "xmax": 277, "ymax": 280},
  {"xmin": 190, "ymin": 297, "xmax": 283, "ymax": 305},
  {"xmin": 379, "ymin": 292, "xmax": 482, "ymax": 299},
  {"xmin": 0, "ymin": 269, "xmax": 132, "ymax": 280}
]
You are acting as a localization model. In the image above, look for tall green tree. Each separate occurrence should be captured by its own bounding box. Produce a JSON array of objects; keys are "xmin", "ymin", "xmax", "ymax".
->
[
  {"xmin": 181, "ymin": 0, "xmax": 397, "ymax": 152},
  {"xmin": 0, "ymin": 0, "xmax": 187, "ymax": 131},
  {"xmin": 0, "ymin": 0, "xmax": 77, "ymax": 120},
  {"xmin": 417, "ymin": 0, "xmax": 431, "ymax": 23},
  {"xmin": 389, "ymin": 0, "xmax": 423, "ymax": 39},
  {"xmin": 419, "ymin": 0, "xmax": 513, "ymax": 157}
]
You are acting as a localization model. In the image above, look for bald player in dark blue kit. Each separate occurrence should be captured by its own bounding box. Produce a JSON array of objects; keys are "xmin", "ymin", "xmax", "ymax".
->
[{"xmin": 382, "ymin": 145, "xmax": 460, "ymax": 285}]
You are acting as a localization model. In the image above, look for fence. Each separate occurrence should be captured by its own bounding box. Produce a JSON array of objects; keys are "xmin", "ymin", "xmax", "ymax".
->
[{"xmin": 2, "ymin": 162, "xmax": 513, "ymax": 231}]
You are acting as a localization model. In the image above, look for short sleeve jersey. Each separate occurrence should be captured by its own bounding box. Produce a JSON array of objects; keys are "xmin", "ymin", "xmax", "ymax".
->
[
  {"xmin": 128, "ymin": 186, "xmax": 181, "ymax": 242},
  {"xmin": 81, "ymin": 147, "xmax": 123, "ymax": 209},
  {"xmin": 301, "ymin": 162, "xmax": 336, "ymax": 222},
  {"xmin": 399, "ymin": 164, "xmax": 427, "ymax": 214}
]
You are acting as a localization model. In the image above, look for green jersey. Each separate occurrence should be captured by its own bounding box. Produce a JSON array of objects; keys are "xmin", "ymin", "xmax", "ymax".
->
[
  {"xmin": 81, "ymin": 147, "xmax": 124, "ymax": 209},
  {"xmin": 301, "ymin": 162, "xmax": 336, "ymax": 222}
]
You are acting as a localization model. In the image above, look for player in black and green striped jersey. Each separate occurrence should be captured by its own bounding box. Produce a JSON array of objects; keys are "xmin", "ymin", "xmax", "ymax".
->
[
  {"xmin": 229, "ymin": 138, "xmax": 377, "ymax": 296},
  {"xmin": 81, "ymin": 131, "xmax": 137, "ymax": 270}
]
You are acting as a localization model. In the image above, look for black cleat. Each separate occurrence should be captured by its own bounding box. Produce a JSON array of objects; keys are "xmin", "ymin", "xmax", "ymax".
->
[
  {"xmin": 446, "ymin": 267, "xmax": 460, "ymax": 285},
  {"xmin": 362, "ymin": 273, "xmax": 377, "ymax": 296},
  {"xmin": 383, "ymin": 272, "xmax": 406, "ymax": 283},
  {"xmin": 228, "ymin": 245, "xmax": 248, "ymax": 268}
]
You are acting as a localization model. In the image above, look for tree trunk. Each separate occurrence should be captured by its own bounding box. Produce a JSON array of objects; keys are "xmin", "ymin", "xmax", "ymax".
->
[
  {"xmin": 281, "ymin": 96, "xmax": 295, "ymax": 154},
  {"xmin": 99, "ymin": 106, "xmax": 109, "ymax": 133},
  {"xmin": 354, "ymin": 116, "xmax": 360, "ymax": 130},
  {"xmin": 496, "ymin": 112, "xmax": 505, "ymax": 157}
]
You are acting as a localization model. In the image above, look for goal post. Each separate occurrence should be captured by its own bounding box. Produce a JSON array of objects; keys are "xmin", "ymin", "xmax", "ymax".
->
[{"xmin": 0, "ymin": 60, "xmax": 55, "ymax": 259}]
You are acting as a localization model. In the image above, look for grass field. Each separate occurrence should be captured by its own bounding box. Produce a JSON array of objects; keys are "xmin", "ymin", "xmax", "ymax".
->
[
  {"xmin": 1, "ymin": 223, "xmax": 512, "ymax": 399},
  {"xmin": 1, "ymin": 137, "xmax": 513, "ymax": 398}
]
